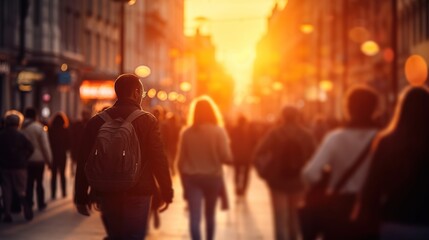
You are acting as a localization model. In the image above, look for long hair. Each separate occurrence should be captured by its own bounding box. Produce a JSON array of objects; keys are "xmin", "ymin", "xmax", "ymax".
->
[
  {"xmin": 186, "ymin": 95, "xmax": 224, "ymax": 127},
  {"xmin": 378, "ymin": 86, "xmax": 429, "ymax": 146},
  {"xmin": 50, "ymin": 112, "xmax": 69, "ymax": 129}
]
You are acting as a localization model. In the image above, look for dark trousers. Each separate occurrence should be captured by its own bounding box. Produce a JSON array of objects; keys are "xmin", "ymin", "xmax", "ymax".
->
[
  {"xmin": 51, "ymin": 157, "xmax": 66, "ymax": 198},
  {"xmin": 100, "ymin": 195, "xmax": 152, "ymax": 240},
  {"xmin": 26, "ymin": 162, "xmax": 46, "ymax": 209},
  {"xmin": 234, "ymin": 162, "xmax": 251, "ymax": 196},
  {"xmin": 182, "ymin": 174, "xmax": 222, "ymax": 240}
]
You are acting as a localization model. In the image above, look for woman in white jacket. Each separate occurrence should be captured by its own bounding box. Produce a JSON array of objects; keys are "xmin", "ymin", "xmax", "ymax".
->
[{"xmin": 177, "ymin": 96, "xmax": 232, "ymax": 240}]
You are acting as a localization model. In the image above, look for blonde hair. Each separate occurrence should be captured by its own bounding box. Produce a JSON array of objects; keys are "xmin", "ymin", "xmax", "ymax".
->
[{"xmin": 186, "ymin": 95, "xmax": 224, "ymax": 127}]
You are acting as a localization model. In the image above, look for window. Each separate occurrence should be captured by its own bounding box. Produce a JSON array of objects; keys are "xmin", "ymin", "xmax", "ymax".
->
[
  {"xmin": 96, "ymin": 34, "xmax": 101, "ymax": 67},
  {"xmin": 34, "ymin": 0, "xmax": 41, "ymax": 26},
  {"xmin": 87, "ymin": 0, "xmax": 93, "ymax": 15},
  {"xmin": 85, "ymin": 30, "xmax": 92, "ymax": 64}
]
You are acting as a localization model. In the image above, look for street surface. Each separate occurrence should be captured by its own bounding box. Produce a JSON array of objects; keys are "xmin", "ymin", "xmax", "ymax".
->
[{"xmin": 0, "ymin": 165, "xmax": 274, "ymax": 240}]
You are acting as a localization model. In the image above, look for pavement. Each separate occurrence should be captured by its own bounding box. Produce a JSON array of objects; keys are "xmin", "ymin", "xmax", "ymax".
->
[{"xmin": 0, "ymin": 165, "xmax": 274, "ymax": 240}]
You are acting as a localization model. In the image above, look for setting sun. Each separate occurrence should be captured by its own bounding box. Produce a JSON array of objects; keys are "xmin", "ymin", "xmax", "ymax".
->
[{"xmin": 185, "ymin": 0, "xmax": 286, "ymax": 104}]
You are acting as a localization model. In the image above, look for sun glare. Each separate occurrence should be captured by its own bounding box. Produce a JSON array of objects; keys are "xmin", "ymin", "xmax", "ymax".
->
[{"xmin": 185, "ymin": 0, "xmax": 276, "ymax": 103}]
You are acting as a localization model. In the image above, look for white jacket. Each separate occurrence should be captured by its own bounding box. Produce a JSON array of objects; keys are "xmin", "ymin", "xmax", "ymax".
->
[
  {"xmin": 21, "ymin": 120, "xmax": 53, "ymax": 164},
  {"xmin": 302, "ymin": 128, "xmax": 377, "ymax": 194}
]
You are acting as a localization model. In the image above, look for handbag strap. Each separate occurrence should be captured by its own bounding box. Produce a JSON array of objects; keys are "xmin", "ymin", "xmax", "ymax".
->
[{"xmin": 333, "ymin": 134, "xmax": 375, "ymax": 194}]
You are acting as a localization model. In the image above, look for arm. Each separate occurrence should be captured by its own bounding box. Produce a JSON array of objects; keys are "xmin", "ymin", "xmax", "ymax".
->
[
  {"xmin": 39, "ymin": 126, "xmax": 53, "ymax": 168},
  {"xmin": 301, "ymin": 133, "xmax": 335, "ymax": 185},
  {"xmin": 148, "ymin": 117, "xmax": 173, "ymax": 205}
]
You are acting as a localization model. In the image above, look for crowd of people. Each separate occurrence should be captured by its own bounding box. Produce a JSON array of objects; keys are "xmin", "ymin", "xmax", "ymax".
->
[{"xmin": 0, "ymin": 73, "xmax": 428, "ymax": 240}]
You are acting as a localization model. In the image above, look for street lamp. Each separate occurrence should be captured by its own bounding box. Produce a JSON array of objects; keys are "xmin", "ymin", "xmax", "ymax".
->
[{"xmin": 113, "ymin": 0, "xmax": 136, "ymax": 74}]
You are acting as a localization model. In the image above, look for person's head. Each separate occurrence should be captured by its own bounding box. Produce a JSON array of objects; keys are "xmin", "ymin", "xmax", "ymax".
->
[
  {"xmin": 50, "ymin": 112, "xmax": 69, "ymax": 129},
  {"xmin": 343, "ymin": 85, "xmax": 379, "ymax": 126},
  {"xmin": 187, "ymin": 95, "xmax": 224, "ymax": 127},
  {"xmin": 4, "ymin": 110, "xmax": 24, "ymax": 129},
  {"xmin": 114, "ymin": 74, "xmax": 145, "ymax": 104},
  {"xmin": 24, "ymin": 107, "xmax": 37, "ymax": 120},
  {"xmin": 236, "ymin": 114, "xmax": 248, "ymax": 126},
  {"xmin": 387, "ymin": 86, "xmax": 429, "ymax": 135},
  {"xmin": 281, "ymin": 106, "xmax": 301, "ymax": 125}
]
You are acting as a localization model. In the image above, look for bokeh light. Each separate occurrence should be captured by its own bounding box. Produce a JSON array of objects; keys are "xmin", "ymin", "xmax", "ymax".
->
[
  {"xmin": 135, "ymin": 65, "xmax": 151, "ymax": 78},
  {"xmin": 157, "ymin": 91, "xmax": 168, "ymax": 101},
  {"xmin": 61, "ymin": 63, "xmax": 68, "ymax": 72},
  {"xmin": 361, "ymin": 40, "xmax": 380, "ymax": 56},
  {"xmin": 147, "ymin": 88, "xmax": 157, "ymax": 98},
  {"xmin": 180, "ymin": 82, "xmax": 192, "ymax": 92},
  {"xmin": 405, "ymin": 55, "xmax": 428, "ymax": 86},
  {"xmin": 300, "ymin": 24, "xmax": 314, "ymax": 34},
  {"xmin": 320, "ymin": 80, "xmax": 333, "ymax": 91},
  {"xmin": 168, "ymin": 91, "xmax": 179, "ymax": 101}
]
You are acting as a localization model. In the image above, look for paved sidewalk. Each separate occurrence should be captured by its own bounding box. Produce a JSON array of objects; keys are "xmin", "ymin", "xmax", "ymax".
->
[{"xmin": 0, "ymin": 166, "xmax": 274, "ymax": 239}]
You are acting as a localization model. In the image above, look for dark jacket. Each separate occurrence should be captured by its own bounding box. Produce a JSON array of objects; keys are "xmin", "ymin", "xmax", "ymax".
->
[
  {"xmin": 254, "ymin": 123, "xmax": 316, "ymax": 193},
  {"xmin": 48, "ymin": 125, "xmax": 70, "ymax": 163},
  {"xmin": 361, "ymin": 133, "xmax": 429, "ymax": 226},
  {"xmin": 74, "ymin": 98, "xmax": 173, "ymax": 205},
  {"xmin": 0, "ymin": 127, "xmax": 34, "ymax": 169}
]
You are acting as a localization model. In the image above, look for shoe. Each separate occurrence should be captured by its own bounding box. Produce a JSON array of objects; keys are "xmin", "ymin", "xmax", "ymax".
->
[
  {"xmin": 22, "ymin": 201, "xmax": 33, "ymax": 221},
  {"xmin": 3, "ymin": 214, "xmax": 12, "ymax": 223}
]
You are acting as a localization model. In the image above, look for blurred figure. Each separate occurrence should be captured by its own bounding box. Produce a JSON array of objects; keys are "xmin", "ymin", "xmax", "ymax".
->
[
  {"xmin": 230, "ymin": 114, "xmax": 252, "ymax": 198},
  {"xmin": 177, "ymin": 95, "xmax": 232, "ymax": 240},
  {"xmin": 302, "ymin": 85, "xmax": 380, "ymax": 239},
  {"xmin": 0, "ymin": 110, "xmax": 34, "ymax": 222},
  {"xmin": 22, "ymin": 108, "xmax": 52, "ymax": 211},
  {"xmin": 311, "ymin": 115, "xmax": 328, "ymax": 145},
  {"xmin": 70, "ymin": 110, "xmax": 91, "ymax": 176},
  {"xmin": 361, "ymin": 86, "xmax": 429, "ymax": 240},
  {"xmin": 255, "ymin": 106, "xmax": 316, "ymax": 240},
  {"xmin": 48, "ymin": 112, "xmax": 70, "ymax": 199},
  {"xmin": 164, "ymin": 112, "xmax": 181, "ymax": 175}
]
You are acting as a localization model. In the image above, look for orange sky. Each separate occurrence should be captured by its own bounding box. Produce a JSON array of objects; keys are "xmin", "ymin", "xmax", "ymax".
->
[{"xmin": 185, "ymin": 0, "xmax": 288, "ymax": 104}]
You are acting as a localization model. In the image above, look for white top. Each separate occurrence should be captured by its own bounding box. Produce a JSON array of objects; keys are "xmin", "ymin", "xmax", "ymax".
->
[
  {"xmin": 21, "ymin": 120, "xmax": 53, "ymax": 164},
  {"xmin": 302, "ymin": 128, "xmax": 377, "ymax": 194},
  {"xmin": 177, "ymin": 124, "xmax": 232, "ymax": 176}
]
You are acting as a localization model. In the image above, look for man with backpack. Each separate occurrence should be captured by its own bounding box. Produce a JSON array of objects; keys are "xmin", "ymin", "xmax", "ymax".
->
[
  {"xmin": 74, "ymin": 74, "xmax": 173, "ymax": 240},
  {"xmin": 254, "ymin": 106, "xmax": 316, "ymax": 240}
]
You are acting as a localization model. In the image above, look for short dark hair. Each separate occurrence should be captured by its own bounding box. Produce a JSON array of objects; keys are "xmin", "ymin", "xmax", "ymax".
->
[
  {"xmin": 114, "ymin": 74, "xmax": 142, "ymax": 99},
  {"xmin": 24, "ymin": 107, "xmax": 37, "ymax": 119},
  {"xmin": 5, "ymin": 114, "xmax": 20, "ymax": 127},
  {"xmin": 344, "ymin": 85, "xmax": 379, "ymax": 122}
]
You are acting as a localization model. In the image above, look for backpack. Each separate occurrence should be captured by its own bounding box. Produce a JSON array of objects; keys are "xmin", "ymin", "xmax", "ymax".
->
[
  {"xmin": 85, "ymin": 109, "xmax": 146, "ymax": 193},
  {"xmin": 265, "ymin": 128, "xmax": 307, "ymax": 184}
]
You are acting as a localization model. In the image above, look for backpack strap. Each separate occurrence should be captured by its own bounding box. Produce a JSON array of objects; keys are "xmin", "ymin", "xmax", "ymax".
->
[
  {"xmin": 99, "ymin": 111, "xmax": 113, "ymax": 123},
  {"xmin": 125, "ymin": 110, "xmax": 145, "ymax": 123}
]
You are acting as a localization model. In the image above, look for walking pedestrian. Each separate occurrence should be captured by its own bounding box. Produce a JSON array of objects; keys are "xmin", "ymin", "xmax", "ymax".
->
[
  {"xmin": 177, "ymin": 95, "xmax": 233, "ymax": 240},
  {"xmin": 230, "ymin": 114, "xmax": 252, "ymax": 198},
  {"xmin": 74, "ymin": 73, "xmax": 173, "ymax": 240},
  {"xmin": 360, "ymin": 86, "xmax": 429, "ymax": 239},
  {"xmin": 254, "ymin": 106, "xmax": 316, "ymax": 240},
  {"xmin": 48, "ymin": 112, "xmax": 70, "ymax": 199},
  {"xmin": 0, "ymin": 110, "xmax": 34, "ymax": 222},
  {"xmin": 301, "ymin": 85, "xmax": 380, "ymax": 239},
  {"xmin": 22, "ymin": 108, "xmax": 52, "ymax": 211}
]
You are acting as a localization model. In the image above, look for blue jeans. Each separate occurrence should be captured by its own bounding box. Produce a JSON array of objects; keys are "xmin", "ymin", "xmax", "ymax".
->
[
  {"xmin": 182, "ymin": 174, "xmax": 222, "ymax": 240},
  {"xmin": 100, "ymin": 195, "xmax": 152, "ymax": 240}
]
